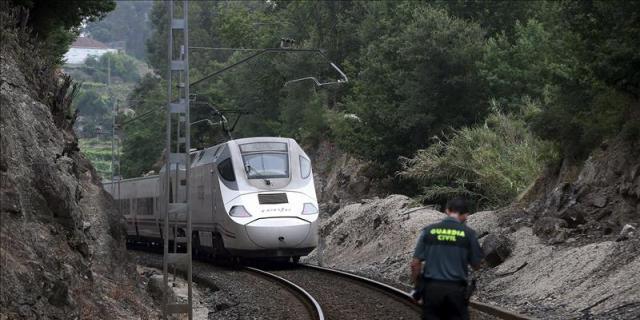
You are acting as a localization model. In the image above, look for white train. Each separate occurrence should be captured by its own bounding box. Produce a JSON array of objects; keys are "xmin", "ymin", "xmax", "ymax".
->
[{"xmin": 103, "ymin": 137, "xmax": 319, "ymax": 261}]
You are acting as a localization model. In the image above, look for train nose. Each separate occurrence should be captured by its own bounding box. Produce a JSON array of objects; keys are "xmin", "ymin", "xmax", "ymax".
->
[{"xmin": 245, "ymin": 218, "xmax": 310, "ymax": 249}]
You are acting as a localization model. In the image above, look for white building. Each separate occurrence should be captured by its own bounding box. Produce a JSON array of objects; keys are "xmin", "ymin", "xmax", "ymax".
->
[{"xmin": 63, "ymin": 37, "xmax": 117, "ymax": 65}]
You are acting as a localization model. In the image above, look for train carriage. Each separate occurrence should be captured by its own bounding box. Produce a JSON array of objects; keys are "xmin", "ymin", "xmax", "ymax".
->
[{"xmin": 104, "ymin": 137, "xmax": 319, "ymax": 260}]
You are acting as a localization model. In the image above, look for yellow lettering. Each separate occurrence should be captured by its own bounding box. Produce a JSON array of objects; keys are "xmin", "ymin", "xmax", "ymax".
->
[{"xmin": 432, "ymin": 228, "xmax": 466, "ymax": 238}]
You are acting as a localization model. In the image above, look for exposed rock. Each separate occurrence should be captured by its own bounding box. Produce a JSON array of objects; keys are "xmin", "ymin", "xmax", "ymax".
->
[
  {"xmin": 521, "ymin": 135, "xmax": 640, "ymax": 241},
  {"xmin": 533, "ymin": 217, "xmax": 568, "ymax": 241},
  {"xmin": 320, "ymin": 201, "xmax": 340, "ymax": 216},
  {"xmin": 616, "ymin": 224, "xmax": 637, "ymax": 242},
  {"xmin": 0, "ymin": 17, "xmax": 157, "ymax": 319},
  {"xmin": 591, "ymin": 193, "xmax": 608, "ymax": 208},
  {"xmin": 481, "ymin": 234, "xmax": 512, "ymax": 267},
  {"xmin": 310, "ymin": 141, "xmax": 392, "ymax": 210},
  {"xmin": 147, "ymin": 274, "xmax": 171, "ymax": 302},
  {"xmin": 0, "ymin": 172, "xmax": 21, "ymax": 214},
  {"xmin": 556, "ymin": 206, "xmax": 586, "ymax": 228},
  {"xmin": 48, "ymin": 281, "xmax": 72, "ymax": 307}
]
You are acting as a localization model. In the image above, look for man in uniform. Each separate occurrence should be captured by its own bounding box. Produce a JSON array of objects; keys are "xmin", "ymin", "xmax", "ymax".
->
[{"xmin": 410, "ymin": 197, "xmax": 483, "ymax": 320}]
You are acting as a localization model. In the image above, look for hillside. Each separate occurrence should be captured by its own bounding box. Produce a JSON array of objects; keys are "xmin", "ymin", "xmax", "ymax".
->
[
  {"xmin": 307, "ymin": 133, "xmax": 640, "ymax": 319},
  {"xmin": 0, "ymin": 15, "xmax": 156, "ymax": 319}
]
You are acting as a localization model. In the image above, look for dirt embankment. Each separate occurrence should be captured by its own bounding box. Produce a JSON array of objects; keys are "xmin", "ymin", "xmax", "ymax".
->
[
  {"xmin": 309, "ymin": 194, "xmax": 639, "ymax": 319},
  {"xmin": 0, "ymin": 21, "xmax": 156, "ymax": 319},
  {"xmin": 304, "ymin": 195, "xmax": 444, "ymax": 284},
  {"xmin": 309, "ymin": 133, "xmax": 639, "ymax": 319}
]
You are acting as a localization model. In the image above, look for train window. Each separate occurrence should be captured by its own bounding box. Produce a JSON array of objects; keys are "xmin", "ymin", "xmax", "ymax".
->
[
  {"xmin": 242, "ymin": 153, "xmax": 289, "ymax": 179},
  {"xmin": 300, "ymin": 156, "xmax": 311, "ymax": 179},
  {"xmin": 240, "ymin": 142, "xmax": 287, "ymax": 153},
  {"xmin": 136, "ymin": 198, "xmax": 154, "ymax": 215},
  {"xmin": 118, "ymin": 199, "xmax": 130, "ymax": 215},
  {"xmin": 218, "ymin": 158, "xmax": 236, "ymax": 182}
]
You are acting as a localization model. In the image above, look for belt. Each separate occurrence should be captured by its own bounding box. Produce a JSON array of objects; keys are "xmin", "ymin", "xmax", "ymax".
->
[{"xmin": 423, "ymin": 278, "xmax": 467, "ymax": 287}]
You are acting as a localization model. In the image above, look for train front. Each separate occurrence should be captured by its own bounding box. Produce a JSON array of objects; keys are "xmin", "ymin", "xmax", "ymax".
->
[{"xmin": 218, "ymin": 137, "xmax": 319, "ymax": 258}]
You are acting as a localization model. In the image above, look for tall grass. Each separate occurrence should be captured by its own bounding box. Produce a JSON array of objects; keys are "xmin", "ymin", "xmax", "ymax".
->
[
  {"xmin": 79, "ymin": 138, "xmax": 116, "ymax": 179},
  {"xmin": 399, "ymin": 112, "xmax": 557, "ymax": 210}
]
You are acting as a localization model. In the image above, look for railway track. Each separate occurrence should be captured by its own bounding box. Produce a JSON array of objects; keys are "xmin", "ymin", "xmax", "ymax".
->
[
  {"xmin": 263, "ymin": 263, "xmax": 421, "ymax": 320},
  {"xmin": 133, "ymin": 249, "xmax": 533, "ymax": 319},
  {"xmin": 303, "ymin": 264, "xmax": 534, "ymax": 320},
  {"xmin": 244, "ymin": 266, "xmax": 325, "ymax": 320}
]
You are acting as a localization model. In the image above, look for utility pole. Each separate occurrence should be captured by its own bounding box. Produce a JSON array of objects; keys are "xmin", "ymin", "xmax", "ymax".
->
[
  {"xmin": 108, "ymin": 50, "xmax": 115, "ymax": 194},
  {"xmin": 107, "ymin": 53, "xmax": 111, "ymax": 87},
  {"xmin": 111, "ymin": 98, "xmax": 117, "ymax": 194},
  {"xmin": 162, "ymin": 1, "xmax": 192, "ymax": 319}
]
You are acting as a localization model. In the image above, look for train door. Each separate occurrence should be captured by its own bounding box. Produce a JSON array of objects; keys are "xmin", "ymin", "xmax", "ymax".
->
[{"xmin": 131, "ymin": 181, "xmax": 139, "ymax": 239}]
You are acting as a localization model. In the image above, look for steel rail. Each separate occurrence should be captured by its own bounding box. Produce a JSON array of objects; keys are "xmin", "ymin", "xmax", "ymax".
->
[
  {"xmin": 300, "ymin": 264, "xmax": 535, "ymax": 320},
  {"xmin": 244, "ymin": 266, "xmax": 325, "ymax": 320}
]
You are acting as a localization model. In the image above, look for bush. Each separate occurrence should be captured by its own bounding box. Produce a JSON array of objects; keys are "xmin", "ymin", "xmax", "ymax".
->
[
  {"xmin": 399, "ymin": 110, "xmax": 557, "ymax": 210},
  {"xmin": 84, "ymin": 52, "xmax": 142, "ymax": 83}
]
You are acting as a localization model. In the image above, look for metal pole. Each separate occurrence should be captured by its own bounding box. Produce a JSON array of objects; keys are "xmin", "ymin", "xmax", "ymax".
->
[
  {"xmin": 111, "ymin": 98, "xmax": 116, "ymax": 193},
  {"xmin": 184, "ymin": 2, "xmax": 194, "ymax": 314},
  {"xmin": 107, "ymin": 53, "xmax": 111, "ymax": 87},
  {"xmin": 163, "ymin": 1, "xmax": 192, "ymax": 318},
  {"xmin": 162, "ymin": 2, "xmax": 173, "ymax": 318}
]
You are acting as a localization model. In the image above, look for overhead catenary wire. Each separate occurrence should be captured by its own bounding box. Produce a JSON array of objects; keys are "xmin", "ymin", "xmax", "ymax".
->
[{"xmin": 190, "ymin": 47, "xmax": 347, "ymax": 87}]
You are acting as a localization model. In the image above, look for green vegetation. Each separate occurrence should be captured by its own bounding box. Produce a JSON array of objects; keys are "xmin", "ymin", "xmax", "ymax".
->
[
  {"xmin": 119, "ymin": 75, "xmax": 165, "ymax": 178},
  {"xmin": 79, "ymin": 138, "xmax": 115, "ymax": 179},
  {"xmin": 330, "ymin": 4, "xmax": 488, "ymax": 166},
  {"xmin": 7, "ymin": 0, "xmax": 115, "ymax": 62},
  {"xmin": 84, "ymin": 52, "xmax": 143, "ymax": 83},
  {"xmin": 399, "ymin": 109, "xmax": 558, "ymax": 209},
  {"xmin": 66, "ymin": 51, "xmax": 146, "ymax": 141},
  {"xmin": 106, "ymin": 1, "xmax": 638, "ymax": 208}
]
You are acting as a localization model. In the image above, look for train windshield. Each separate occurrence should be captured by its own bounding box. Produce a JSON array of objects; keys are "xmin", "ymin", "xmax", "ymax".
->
[{"xmin": 240, "ymin": 142, "xmax": 289, "ymax": 179}]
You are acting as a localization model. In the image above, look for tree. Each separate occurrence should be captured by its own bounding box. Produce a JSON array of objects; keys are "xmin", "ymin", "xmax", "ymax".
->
[
  {"xmin": 561, "ymin": 1, "xmax": 640, "ymax": 98},
  {"xmin": 475, "ymin": 1, "xmax": 639, "ymax": 158},
  {"xmin": 331, "ymin": 4, "xmax": 488, "ymax": 167},
  {"xmin": 9, "ymin": 0, "xmax": 115, "ymax": 61},
  {"xmin": 84, "ymin": 52, "xmax": 142, "ymax": 83},
  {"xmin": 120, "ymin": 75, "xmax": 165, "ymax": 178},
  {"xmin": 83, "ymin": 0, "xmax": 153, "ymax": 59}
]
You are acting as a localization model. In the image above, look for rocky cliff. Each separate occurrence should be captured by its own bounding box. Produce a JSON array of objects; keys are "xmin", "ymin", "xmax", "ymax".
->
[{"xmin": 0, "ymin": 19, "xmax": 156, "ymax": 319}]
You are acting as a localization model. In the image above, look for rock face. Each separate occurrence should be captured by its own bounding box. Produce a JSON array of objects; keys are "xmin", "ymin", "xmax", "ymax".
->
[
  {"xmin": 0, "ymin": 23, "xmax": 155, "ymax": 318},
  {"xmin": 310, "ymin": 141, "xmax": 392, "ymax": 215},
  {"xmin": 521, "ymin": 136, "xmax": 640, "ymax": 244}
]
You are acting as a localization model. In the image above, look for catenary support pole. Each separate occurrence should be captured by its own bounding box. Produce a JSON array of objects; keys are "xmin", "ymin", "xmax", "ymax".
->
[{"xmin": 163, "ymin": 1, "xmax": 192, "ymax": 319}]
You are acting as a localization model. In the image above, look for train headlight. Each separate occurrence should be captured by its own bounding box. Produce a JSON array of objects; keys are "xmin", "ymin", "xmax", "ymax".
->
[
  {"xmin": 229, "ymin": 205, "xmax": 252, "ymax": 217},
  {"xmin": 302, "ymin": 203, "xmax": 318, "ymax": 215}
]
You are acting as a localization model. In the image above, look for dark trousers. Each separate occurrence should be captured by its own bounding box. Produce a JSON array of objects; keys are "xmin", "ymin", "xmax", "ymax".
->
[{"xmin": 421, "ymin": 279, "xmax": 469, "ymax": 320}]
